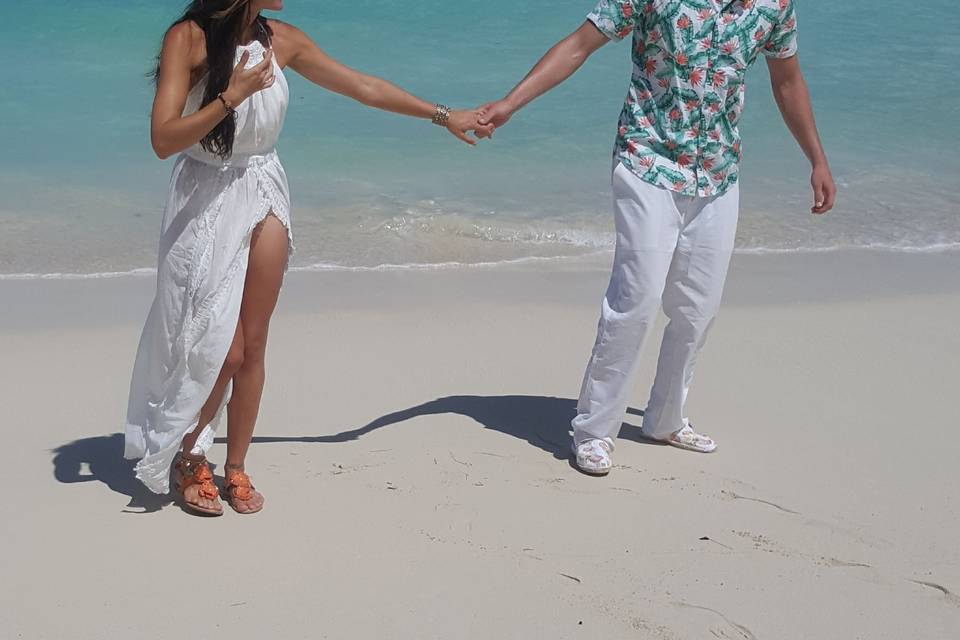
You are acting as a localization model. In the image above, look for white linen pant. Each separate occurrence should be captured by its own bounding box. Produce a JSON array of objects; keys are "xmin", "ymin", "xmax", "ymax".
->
[{"xmin": 572, "ymin": 163, "xmax": 739, "ymax": 445}]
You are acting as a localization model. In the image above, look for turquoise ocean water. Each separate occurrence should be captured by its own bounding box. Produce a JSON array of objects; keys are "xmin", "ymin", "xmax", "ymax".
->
[{"xmin": 2, "ymin": 0, "xmax": 958, "ymax": 276}]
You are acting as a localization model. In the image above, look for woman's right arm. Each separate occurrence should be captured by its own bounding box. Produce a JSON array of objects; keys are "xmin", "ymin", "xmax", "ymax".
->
[{"xmin": 150, "ymin": 22, "xmax": 274, "ymax": 159}]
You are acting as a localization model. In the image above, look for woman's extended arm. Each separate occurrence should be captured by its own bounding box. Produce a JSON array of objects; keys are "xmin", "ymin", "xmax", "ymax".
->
[
  {"xmin": 276, "ymin": 22, "xmax": 486, "ymax": 145},
  {"xmin": 150, "ymin": 22, "xmax": 275, "ymax": 159}
]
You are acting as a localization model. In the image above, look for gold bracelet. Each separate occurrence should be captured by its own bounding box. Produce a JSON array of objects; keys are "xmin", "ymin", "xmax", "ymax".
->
[
  {"xmin": 431, "ymin": 103, "xmax": 450, "ymax": 127},
  {"xmin": 217, "ymin": 92, "xmax": 235, "ymax": 114}
]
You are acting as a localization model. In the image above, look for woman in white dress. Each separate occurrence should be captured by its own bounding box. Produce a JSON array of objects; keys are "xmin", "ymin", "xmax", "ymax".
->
[{"xmin": 125, "ymin": 0, "xmax": 489, "ymax": 516}]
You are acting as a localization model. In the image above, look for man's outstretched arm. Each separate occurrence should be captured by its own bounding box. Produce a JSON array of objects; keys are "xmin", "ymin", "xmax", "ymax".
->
[
  {"xmin": 767, "ymin": 55, "xmax": 836, "ymax": 214},
  {"xmin": 478, "ymin": 22, "xmax": 610, "ymax": 130}
]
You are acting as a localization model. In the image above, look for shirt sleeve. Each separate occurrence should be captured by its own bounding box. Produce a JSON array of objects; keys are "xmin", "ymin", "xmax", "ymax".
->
[
  {"xmin": 763, "ymin": 0, "xmax": 799, "ymax": 58},
  {"xmin": 587, "ymin": 1, "xmax": 641, "ymax": 42}
]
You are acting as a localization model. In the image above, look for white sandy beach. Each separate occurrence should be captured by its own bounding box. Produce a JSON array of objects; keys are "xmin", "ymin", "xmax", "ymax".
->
[{"xmin": 2, "ymin": 250, "xmax": 959, "ymax": 639}]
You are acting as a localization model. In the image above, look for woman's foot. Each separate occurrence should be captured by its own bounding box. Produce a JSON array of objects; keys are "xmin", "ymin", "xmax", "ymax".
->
[
  {"xmin": 174, "ymin": 454, "xmax": 224, "ymax": 516},
  {"xmin": 223, "ymin": 464, "xmax": 264, "ymax": 514}
]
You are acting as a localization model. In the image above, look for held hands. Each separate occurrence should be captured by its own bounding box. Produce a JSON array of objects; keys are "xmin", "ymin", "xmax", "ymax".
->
[
  {"xmin": 442, "ymin": 99, "xmax": 514, "ymax": 144},
  {"xmin": 444, "ymin": 109, "xmax": 496, "ymax": 145},
  {"xmin": 224, "ymin": 48, "xmax": 276, "ymax": 106},
  {"xmin": 440, "ymin": 99, "xmax": 512, "ymax": 145},
  {"xmin": 477, "ymin": 100, "xmax": 515, "ymax": 131}
]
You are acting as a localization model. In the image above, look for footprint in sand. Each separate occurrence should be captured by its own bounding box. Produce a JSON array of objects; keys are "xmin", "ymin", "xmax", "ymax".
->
[
  {"xmin": 675, "ymin": 602, "xmax": 757, "ymax": 640},
  {"xmin": 630, "ymin": 618, "xmax": 683, "ymax": 640},
  {"xmin": 909, "ymin": 579, "xmax": 960, "ymax": 607},
  {"xmin": 721, "ymin": 489, "xmax": 800, "ymax": 515},
  {"xmin": 824, "ymin": 557, "xmax": 872, "ymax": 569},
  {"xmin": 731, "ymin": 529, "xmax": 789, "ymax": 557}
]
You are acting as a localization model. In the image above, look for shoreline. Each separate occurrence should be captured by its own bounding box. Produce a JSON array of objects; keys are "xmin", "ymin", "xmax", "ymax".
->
[
  {"xmin": 0, "ymin": 243, "xmax": 960, "ymax": 282},
  {"xmin": 4, "ymin": 248, "xmax": 960, "ymax": 334},
  {"xmin": 3, "ymin": 243, "xmax": 960, "ymax": 282}
]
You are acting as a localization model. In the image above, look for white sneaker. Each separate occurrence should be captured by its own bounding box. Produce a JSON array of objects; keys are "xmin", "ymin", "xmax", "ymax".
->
[
  {"xmin": 663, "ymin": 419, "xmax": 717, "ymax": 453},
  {"xmin": 573, "ymin": 438, "xmax": 613, "ymax": 475}
]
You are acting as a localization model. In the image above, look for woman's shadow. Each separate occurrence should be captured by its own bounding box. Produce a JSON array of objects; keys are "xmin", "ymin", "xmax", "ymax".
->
[
  {"xmin": 52, "ymin": 396, "xmax": 656, "ymax": 509},
  {"xmin": 52, "ymin": 434, "xmax": 171, "ymax": 513}
]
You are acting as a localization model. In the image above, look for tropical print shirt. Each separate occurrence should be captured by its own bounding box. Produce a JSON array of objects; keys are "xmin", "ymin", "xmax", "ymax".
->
[{"xmin": 588, "ymin": 0, "xmax": 799, "ymax": 196}]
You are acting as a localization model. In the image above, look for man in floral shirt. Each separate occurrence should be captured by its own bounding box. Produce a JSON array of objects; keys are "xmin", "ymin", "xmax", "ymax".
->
[{"xmin": 478, "ymin": 0, "xmax": 835, "ymax": 475}]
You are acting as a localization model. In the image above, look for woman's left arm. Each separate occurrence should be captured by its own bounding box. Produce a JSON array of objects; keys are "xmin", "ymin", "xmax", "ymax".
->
[{"xmin": 274, "ymin": 21, "xmax": 486, "ymax": 144}]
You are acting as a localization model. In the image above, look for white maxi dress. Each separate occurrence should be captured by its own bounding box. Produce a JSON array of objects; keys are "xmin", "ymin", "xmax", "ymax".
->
[{"xmin": 125, "ymin": 41, "xmax": 293, "ymax": 494}]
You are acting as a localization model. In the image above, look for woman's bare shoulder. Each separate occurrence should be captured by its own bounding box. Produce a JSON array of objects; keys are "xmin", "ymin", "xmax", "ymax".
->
[
  {"xmin": 266, "ymin": 19, "xmax": 299, "ymax": 35},
  {"xmin": 163, "ymin": 20, "xmax": 207, "ymax": 66},
  {"xmin": 266, "ymin": 18, "xmax": 310, "ymax": 44},
  {"xmin": 265, "ymin": 18, "xmax": 313, "ymax": 66}
]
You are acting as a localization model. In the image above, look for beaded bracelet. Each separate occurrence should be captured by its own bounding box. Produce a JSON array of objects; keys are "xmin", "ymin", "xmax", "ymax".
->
[
  {"xmin": 431, "ymin": 103, "xmax": 450, "ymax": 127},
  {"xmin": 217, "ymin": 92, "xmax": 235, "ymax": 115}
]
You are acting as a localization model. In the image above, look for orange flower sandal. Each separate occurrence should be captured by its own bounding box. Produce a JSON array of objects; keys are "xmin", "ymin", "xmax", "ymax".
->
[
  {"xmin": 224, "ymin": 467, "xmax": 264, "ymax": 515},
  {"xmin": 174, "ymin": 454, "xmax": 224, "ymax": 516}
]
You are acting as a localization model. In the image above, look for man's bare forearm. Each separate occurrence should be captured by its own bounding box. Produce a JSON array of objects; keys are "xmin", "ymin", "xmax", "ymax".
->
[
  {"xmin": 502, "ymin": 22, "xmax": 609, "ymax": 113},
  {"xmin": 767, "ymin": 56, "xmax": 836, "ymax": 213},
  {"xmin": 768, "ymin": 58, "xmax": 827, "ymax": 167}
]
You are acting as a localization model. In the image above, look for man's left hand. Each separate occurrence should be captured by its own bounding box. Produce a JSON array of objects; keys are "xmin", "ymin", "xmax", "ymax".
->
[{"xmin": 811, "ymin": 164, "xmax": 836, "ymax": 215}]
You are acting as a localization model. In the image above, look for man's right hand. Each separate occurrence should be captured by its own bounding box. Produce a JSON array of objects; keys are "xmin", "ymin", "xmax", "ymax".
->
[{"xmin": 476, "ymin": 100, "xmax": 516, "ymax": 137}]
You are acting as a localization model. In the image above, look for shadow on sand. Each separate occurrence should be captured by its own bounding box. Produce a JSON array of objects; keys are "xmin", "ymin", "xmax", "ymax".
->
[
  {"xmin": 222, "ymin": 395, "xmax": 659, "ymax": 457},
  {"xmin": 52, "ymin": 395, "xmax": 661, "ymax": 510},
  {"xmin": 52, "ymin": 434, "xmax": 172, "ymax": 513}
]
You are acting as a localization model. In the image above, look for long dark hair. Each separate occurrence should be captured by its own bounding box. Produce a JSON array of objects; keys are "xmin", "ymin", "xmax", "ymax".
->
[{"xmin": 153, "ymin": 0, "xmax": 272, "ymax": 159}]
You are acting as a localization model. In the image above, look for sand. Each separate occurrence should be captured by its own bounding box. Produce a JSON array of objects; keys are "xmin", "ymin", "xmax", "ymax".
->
[{"xmin": 2, "ymin": 249, "xmax": 958, "ymax": 639}]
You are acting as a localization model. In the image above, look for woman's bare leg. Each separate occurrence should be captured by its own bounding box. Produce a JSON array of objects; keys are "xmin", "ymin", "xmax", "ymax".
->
[
  {"xmin": 178, "ymin": 307, "xmax": 245, "ymax": 513},
  {"xmin": 181, "ymin": 323, "xmax": 245, "ymax": 454},
  {"xmin": 224, "ymin": 214, "xmax": 288, "ymax": 512}
]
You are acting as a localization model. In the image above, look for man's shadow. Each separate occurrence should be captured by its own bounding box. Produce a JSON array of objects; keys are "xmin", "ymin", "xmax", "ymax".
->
[
  {"xmin": 52, "ymin": 396, "xmax": 658, "ymax": 509},
  {"xmin": 224, "ymin": 394, "xmax": 657, "ymax": 456}
]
